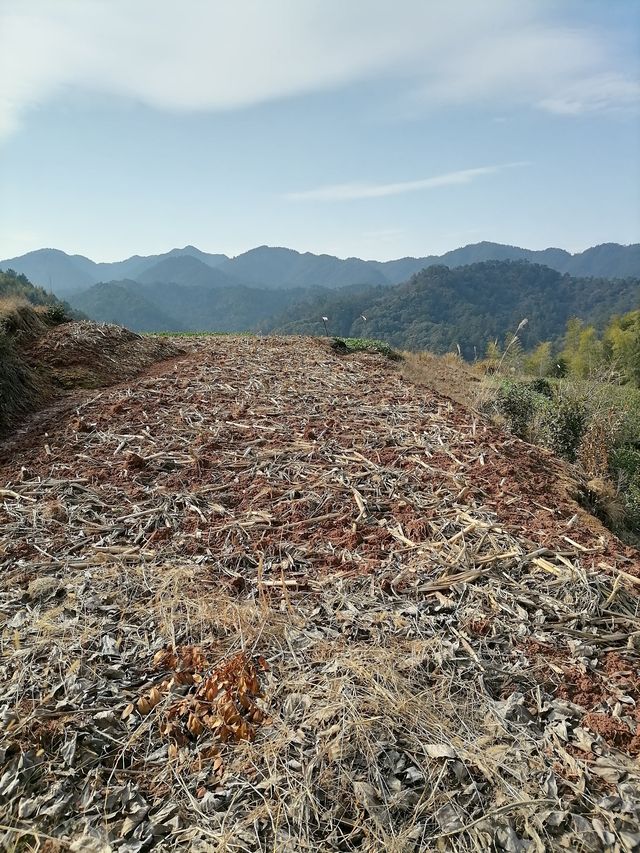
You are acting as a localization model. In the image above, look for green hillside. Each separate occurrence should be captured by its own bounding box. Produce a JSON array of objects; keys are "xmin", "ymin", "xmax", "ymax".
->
[
  {"xmin": 69, "ymin": 279, "xmax": 309, "ymax": 333},
  {"xmin": 265, "ymin": 261, "xmax": 640, "ymax": 358},
  {"xmin": 70, "ymin": 281, "xmax": 184, "ymax": 332},
  {"xmin": 0, "ymin": 268, "xmax": 76, "ymax": 316}
]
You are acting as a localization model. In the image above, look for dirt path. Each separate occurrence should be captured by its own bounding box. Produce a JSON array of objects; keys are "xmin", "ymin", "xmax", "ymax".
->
[{"xmin": 1, "ymin": 336, "xmax": 639, "ymax": 851}]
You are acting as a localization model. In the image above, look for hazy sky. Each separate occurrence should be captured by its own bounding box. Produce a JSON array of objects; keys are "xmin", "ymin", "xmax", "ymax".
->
[{"xmin": 1, "ymin": 0, "xmax": 639, "ymax": 261}]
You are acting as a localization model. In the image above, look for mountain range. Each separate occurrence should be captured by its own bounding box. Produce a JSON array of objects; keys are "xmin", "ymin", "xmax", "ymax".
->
[
  {"xmin": 1, "ymin": 241, "xmax": 638, "ymax": 356},
  {"xmin": 2, "ymin": 241, "xmax": 639, "ymax": 298}
]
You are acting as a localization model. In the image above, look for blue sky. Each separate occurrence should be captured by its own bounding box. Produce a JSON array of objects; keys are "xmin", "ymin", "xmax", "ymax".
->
[{"xmin": 0, "ymin": 0, "xmax": 638, "ymax": 261}]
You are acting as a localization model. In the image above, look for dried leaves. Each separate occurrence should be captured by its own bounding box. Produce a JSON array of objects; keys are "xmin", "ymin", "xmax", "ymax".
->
[{"xmin": 124, "ymin": 647, "xmax": 269, "ymax": 748}]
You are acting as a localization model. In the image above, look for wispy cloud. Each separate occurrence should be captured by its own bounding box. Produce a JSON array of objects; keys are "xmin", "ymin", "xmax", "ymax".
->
[
  {"xmin": 286, "ymin": 163, "xmax": 529, "ymax": 202},
  {"xmin": 0, "ymin": 0, "xmax": 637, "ymax": 139},
  {"xmin": 538, "ymin": 73, "xmax": 640, "ymax": 116}
]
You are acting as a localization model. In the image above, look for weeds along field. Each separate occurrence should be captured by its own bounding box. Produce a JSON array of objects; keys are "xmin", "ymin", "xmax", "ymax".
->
[
  {"xmin": 1, "ymin": 332, "xmax": 639, "ymax": 852},
  {"xmin": 484, "ymin": 375, "xmax": 640, "ymax": 546}
]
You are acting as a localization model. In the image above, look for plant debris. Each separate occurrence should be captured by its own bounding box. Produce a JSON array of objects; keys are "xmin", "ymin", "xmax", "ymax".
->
[
  {"xmin": 0, "ymin": 335, "xmax": 639, "ymax": 851},
  {"xmin": 23, "ymin": 320, "xmax": 183, "ymax": 389},
  {"xmin": 1, "ymin": 315, "xmax": 181, "ymax": 439}
]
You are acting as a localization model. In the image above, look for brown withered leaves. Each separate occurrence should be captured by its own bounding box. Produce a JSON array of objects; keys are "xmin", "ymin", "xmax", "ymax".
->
[{"xmin": 123, "ymin": 647, "xmax": 270, "ymax": 750}]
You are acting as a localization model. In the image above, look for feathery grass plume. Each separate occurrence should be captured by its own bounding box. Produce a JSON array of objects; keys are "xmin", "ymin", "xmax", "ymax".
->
[{"xmin": 498, "ymin": 318, "xmax": 528, "ymax": 372}]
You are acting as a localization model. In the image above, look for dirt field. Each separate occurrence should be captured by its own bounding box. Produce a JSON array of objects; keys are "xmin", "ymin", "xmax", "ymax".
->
[{"xmin": 1, "ymin": 335, "xmax": 639, "ymax": 851}]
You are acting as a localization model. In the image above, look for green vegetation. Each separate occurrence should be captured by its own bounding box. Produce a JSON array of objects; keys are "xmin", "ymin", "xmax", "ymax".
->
[
  {"xmin": 6, "ymin": 246, "xmax": 638, "ymax": 352},
  {"xmin": 70, "ymin": 279, "xmax": 304, "ymax": 334},
  {"xmin": 1, "ymin": 268, "xmax": 70, "ymax": 310},
  {"xmin": 7, "ymin": 250, "xmax": 634, "ymax": 357},
  {"xmin": 603, "ymin": 310, "xmax": 640, "ymax": 386},
  {"xmin": 266, "ymin": 261, "xmax": 639, "ymax": 358},
  {"xmin": 494, "ymin": 309, "xmax": 640, "ymax": 389},
  {"xmin": 489, "ymin": 376, "xmax": 640, "ymax": 542},
  {"xmin": 483, "ymin": 309, "xmax": 640, "ymax": 544},
  {"xmin": 333, "ymin": 337, "xmax": 401, "ymax": 359}
]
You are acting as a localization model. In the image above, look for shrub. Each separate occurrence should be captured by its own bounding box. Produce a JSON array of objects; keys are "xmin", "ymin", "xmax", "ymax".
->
[
  {"xmin": 549, "ymin": 356, "xmax": 568, "ymax": 378},
  {"xmin": 484, "ymin": 370, "xmax": 640, "ymax": 542},
  {"xmin": 528, "ymin": 378, "xmax": 554, "ymax": 399},
  {"xmin": 523, "ymin": 341, "xmax": 553, "ymax": 378},
  {"xmin": 609, "ymin": 446, "xmax": 640, "ymax": 536},
  {"xmin": 44, "ymin": 304, "xmax": 71, "ymax": 325},
  {"xmin": 612, "ymin": 446, "xmax": 640, "ymax": 481},
  {"xmin": 336, "ymin": 338, "xmax": 401, "ymax": 360},
  {"xmin": 494, "ymin": 381, "xmax": 537, "ymax": 439},
  {"xmin": 542, "ymin": 398, "xmax": 588, "ymax": 462}
]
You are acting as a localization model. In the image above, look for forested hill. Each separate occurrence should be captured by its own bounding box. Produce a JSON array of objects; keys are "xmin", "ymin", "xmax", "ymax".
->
[
  {"xmin": 0, "ymin": 268, "xmax": 75, "ymax": 315},
  {"xmin": 1, "ymin": 241, "xmax": 638, "ymax": 297},
  {"xmin": 70, "ymin": 278, "xmax": 308, "ymax": 333},
  {"xmin": 381, "ymin": 240, "xmax": 640, "ymax": 280},
  {"xmin": 264, "ymin": 260, "xmax": 640, "ymax": 358}
]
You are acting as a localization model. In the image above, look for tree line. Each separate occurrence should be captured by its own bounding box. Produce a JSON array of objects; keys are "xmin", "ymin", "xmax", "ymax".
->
[{"xmin": 488, "ymin": 309, "xmax": 640, "ymax": 388}]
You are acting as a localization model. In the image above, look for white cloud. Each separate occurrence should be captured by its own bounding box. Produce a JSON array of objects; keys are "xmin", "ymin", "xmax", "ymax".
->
[
  {"xmin": 287, "ymin": 163, "xmax": 528, "ymax": 202},
  {"xmin": 0, "ymin": 0, "xmax": 637, "ymax": 138},
  {"xmin": 539, "ymin": 73, "xmax": 640, "ymax": 115}
]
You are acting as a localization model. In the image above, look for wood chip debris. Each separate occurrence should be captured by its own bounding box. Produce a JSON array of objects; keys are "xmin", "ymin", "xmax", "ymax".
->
[{"xmin": 0, "ymin": 335, "xmax": 639, "ymax": 852}]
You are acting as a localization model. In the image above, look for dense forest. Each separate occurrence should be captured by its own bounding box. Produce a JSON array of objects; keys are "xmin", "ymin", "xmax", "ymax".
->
[
  {"xmin": 71, "ymin": 278, "xmax": 310, "ymax": 333},
  {"xmin": 265, "ymin": 261, "xmax": 639, "ymax": 359},
  {"xmin": 2, "ymin": 259, "xmax": 637, "ymax": 362},
  {"xmin": 71, "ymin": 260, "xmax": 639, "ymax": 347}
]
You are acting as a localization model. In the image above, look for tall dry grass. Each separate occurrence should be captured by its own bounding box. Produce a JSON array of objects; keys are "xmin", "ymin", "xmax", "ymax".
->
[{"xmin": 400, "ymin": 350, "xmax": 482, "ymax": 409}]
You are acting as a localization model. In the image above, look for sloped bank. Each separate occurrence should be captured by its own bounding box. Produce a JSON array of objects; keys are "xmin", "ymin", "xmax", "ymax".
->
[{"xmin": 0, "ymin": 304, "xmax": 182, "ymax": 436}]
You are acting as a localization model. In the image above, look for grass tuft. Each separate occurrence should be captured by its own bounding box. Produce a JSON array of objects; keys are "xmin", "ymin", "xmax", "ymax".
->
[{"xmin": 333, "ymin": 337, "xmax": 401, "ymax": 360}]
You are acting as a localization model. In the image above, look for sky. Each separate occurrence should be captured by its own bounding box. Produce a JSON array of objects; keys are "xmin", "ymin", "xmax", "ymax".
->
[{"xmin": 0, "ymin": 0, "xmax": 639, "ymax": 262}]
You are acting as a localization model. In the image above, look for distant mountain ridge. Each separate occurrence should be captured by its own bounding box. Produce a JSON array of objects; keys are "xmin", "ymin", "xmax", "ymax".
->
[
  {"xmin": 0, "ymin": 246, "xmax": 230, "ymax": 297},
  {"xmin": 136, "ymin": 256, "xmax": 238, "ymax": 289},
  {"xmin": 1, "ymin": 241, "xmax": 638, "ymax": 297},
  {"xmin": 216, "ymin": 246, "xmax": 390, "ymax": 289}
]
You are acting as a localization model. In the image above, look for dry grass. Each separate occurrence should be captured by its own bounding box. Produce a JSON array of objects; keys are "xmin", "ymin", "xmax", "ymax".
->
[
  {"xmin": 400, "ymin": 350, "xmax": 482, "ymax": 409},
  {"xmin": 0, "ymin": 295, "xmax": 30, "ymax": 316},
  {"xmin": 0, "ymin": 300, "xmax": 50, "ymax": 340},
  {"xmin": 0, "ymin": 313, "xmax": 180, "ymax": 436},
  {"xmin": 0, "ymin": 318, "xmax": 44, "ymax": 435},
  {"xmin": 3, "ymin": 542, "xmax": 639, "ymax": 850}
]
